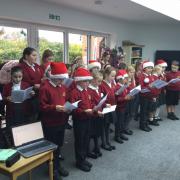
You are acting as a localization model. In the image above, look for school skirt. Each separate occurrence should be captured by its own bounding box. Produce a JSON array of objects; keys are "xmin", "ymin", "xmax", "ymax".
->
[{"xmin": 166, "ymin": 90, "xmax": 179, "ymax": 106}]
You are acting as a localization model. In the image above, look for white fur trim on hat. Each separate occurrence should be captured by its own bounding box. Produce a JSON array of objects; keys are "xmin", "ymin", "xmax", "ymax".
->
[
  {"xmin": 143, "ymin": 62, "xmax": 154, "ymax": 69},
  {"xmin": 88, "ymin": 62, "xmax": 101, "ymax": 70},
  {"xmin": 74, "ymin": 76, "xmax": 93, "ymax": 81},
  {"xmin": 116, "ymin": 73, "xmax": 128, "ymax": 80},
  {"xmin": 160, "ymin": 62, "xmax": 167, "ymax": 67},
  {"xmin": 49, "ymin": 73, "xmax": 69, "ymax": 79},
  {"xmin": 144, "ymin": 77, "xmax": 149, "ymax": 83}
]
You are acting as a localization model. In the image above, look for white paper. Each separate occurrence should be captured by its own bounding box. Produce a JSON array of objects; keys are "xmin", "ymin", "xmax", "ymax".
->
[
  {"xmin": 128, "ymin": 85, "xmax": 141, "ymax": 96},
  {"xmin": 94, "ymin": 94, "xmax": 108, "ymax": 111},
  {"xmin": 168, "ymin": 78, "xmax": 180, "ymax": 84},
  {"xmin": 151, "ymin": 80, "xmax": 168, "ymax": 89},
  {"xmin": 141, "ymin": 88, "xmax": 150, "ymax": 93},
  {"xmin": 62, "ymin": 78, "xmax": 74, "ymax": 88},
  {"xmin": 102, "ymin": 105, "xmax": 117, "ymax": 114},
  {"xmin": 115, "ymin": 85, "xmax": 127, "ymax": 95},
  {"xmin": 0, "ymin": 93, "xmax": 2, "ymax": 101},
  {"xmin": 11, "ymin": 86, "xmax": 33, "ymax": 103},
  {"xmin": 64, "ymin": 100, "xmax": 81, "ymax": 111}
]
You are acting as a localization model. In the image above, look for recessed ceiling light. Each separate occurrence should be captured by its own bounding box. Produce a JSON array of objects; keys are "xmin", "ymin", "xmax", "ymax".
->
[{"xmin": 94, "ymin": 0, "xmax": 103, "ymax": 5}]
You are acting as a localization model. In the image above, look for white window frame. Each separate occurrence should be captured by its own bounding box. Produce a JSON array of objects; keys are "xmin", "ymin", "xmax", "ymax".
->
[{"xmin": 0, "ymin": 19, "xmax": 110, "ymax": 64}]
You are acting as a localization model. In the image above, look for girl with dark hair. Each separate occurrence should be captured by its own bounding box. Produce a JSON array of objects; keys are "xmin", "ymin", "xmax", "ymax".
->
[{"xmin": 19, "ymin": 47, "xmax": 43, "ymax": 121}]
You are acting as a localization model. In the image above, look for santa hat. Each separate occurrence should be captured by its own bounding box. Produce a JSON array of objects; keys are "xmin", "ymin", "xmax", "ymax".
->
[
  {"xmin": 156, "ymin": 59, "xmax": 167, "ymax": 67},
  {"xmin": 49, "ymin": 62, "xmax": 68, "ymax": 79},
  {"xmin": 87, "ymin": 60, "xmax": 101, "ymax": 70},
  {"xmin": 73, "ymin": 67, "xmax": 93, "ymax": 81},
  {"xmin": 116, "ymin": 69, "xmax": 128, "ymax": 80},
  {"xmin": 142, "ymin": 60, "xmax": 154, "ymax": 69}
]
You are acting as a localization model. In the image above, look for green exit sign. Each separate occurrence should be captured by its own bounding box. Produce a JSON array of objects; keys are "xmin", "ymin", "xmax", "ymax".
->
[{"xmin": 49, "ymin": 13, "xmax": 61, "ymax": 21}]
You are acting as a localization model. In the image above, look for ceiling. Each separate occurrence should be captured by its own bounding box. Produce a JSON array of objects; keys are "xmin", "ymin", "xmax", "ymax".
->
[{"xmin": 42, "ymin": 0, "xmax": 180, "ymax": 25}]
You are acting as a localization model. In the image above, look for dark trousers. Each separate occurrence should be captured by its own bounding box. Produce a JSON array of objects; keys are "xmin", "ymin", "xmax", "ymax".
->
[
  {"xmin": 115, "ymin": 111, "xmax": 125, "ymax": 137},
  {"xmin": 101, "ymin": 112, "xmax": 115, "ymax": 146},
  {"xmin": 139, "ymin": 96, "xmax": 157, "ymax": 127},
  {"xmin": 43, "ymin": 125, "xmax": 65, "ymax": 171},
  {"xmin": 73, "ymin": 119, "xmax": 90, "ymax": 164}
]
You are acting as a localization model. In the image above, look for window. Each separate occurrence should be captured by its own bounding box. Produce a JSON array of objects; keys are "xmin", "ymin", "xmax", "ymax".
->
[
  {"xmin": 90, "ymin": 36, "xmax": 105, "ymax": 61},
  {"xmin": 0, "ymin": 26, "xmax": 27, "ymax": 62},
  {"xmin": 68, "ymin": 33, "xmax": 87, "ymax": 64},
  {"xmin": 38, "ymin": 29, "xmax": 64, "ymax": 62}
]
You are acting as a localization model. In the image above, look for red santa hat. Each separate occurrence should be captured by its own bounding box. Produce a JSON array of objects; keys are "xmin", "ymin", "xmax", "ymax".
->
[
  {"xmin": 73, "ymin": 67, "xmax": 93, "ymax": 81},
  {"xmin": 116, "ymin": 69, "xmax": 128, "ymax": 80},
  {"xmin": 156, "ymin": 59, "xmax": 167, "ymax": 67},
  {"xmin": 142, "ymin": 60, "xmax": 154, "ymax": 69},
  {"xmin": 87, "ymin": 60, "xmax": 101, "ymax": 70},
  {"xmin": 49, "ymin": 62, "xmax": 68, "ymax": 79}
]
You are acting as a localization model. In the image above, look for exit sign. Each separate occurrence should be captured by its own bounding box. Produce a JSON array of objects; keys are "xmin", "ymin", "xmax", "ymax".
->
[{"xmin": 49, "ymin": 13, "xmax": 61, "ymax": 21}]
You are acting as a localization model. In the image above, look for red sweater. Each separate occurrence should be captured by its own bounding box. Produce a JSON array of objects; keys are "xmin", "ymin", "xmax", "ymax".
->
[
  {"xmin": 166, "ymin": 71, "xmax": 180, "ymax": 91},
  {"xmin": 69, "ymin": 86, "xmax": 93, "ymax": 121},
  {"xmin": 2, "ymin": 81, "xmax": 31, "ymax": 120},
  {"xmin": 115, "ymin": 83, "xmax": 129, "ymax": 112},
  {"xmin": 39, "ymin": 80, "xmax": 68, "ymax": 127},
  {"xmin": 88, "ymin": 86, "xmax": 104, "ymax": 111},
  {"xmin": 139, "ymin": 73, "xmax": 160, "ymax": 99},
  {"xmin": 19, "ymin": 61, "xmax": 43, "ymax": 86},
  {"xmin": 100, "ymin": 81, "xmax": 116, "ymax": 105}
]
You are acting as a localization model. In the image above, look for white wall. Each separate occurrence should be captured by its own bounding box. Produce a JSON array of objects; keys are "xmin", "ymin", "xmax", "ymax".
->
[{"xmin": 0, "ymin": 0, "xmax": 180, "ymax": 61}]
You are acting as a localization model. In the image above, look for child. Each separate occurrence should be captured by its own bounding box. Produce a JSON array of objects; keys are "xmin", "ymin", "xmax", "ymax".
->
[
  {"xmin": 69, "ymin": 67, "xmax": 94, "ymax": 172},
  {"xmin": 150, "ymin": 65, "xmax": 163, "ymax": 126},
  {"xmin": 39, "ymin": 62, "xmax": 69, "ymax": 180},
  {"xmin": 88, "ymin": 72, "xmax": 104, "ymax": 159},
  {"xmin": 115, "ymin": 70, "xmax": 133, "ymax": 143},
  {"xmin": 100, "ymin": 66, "xmax": 116, "ymax": 151},
  {"xmin": 125, "ymin": 65, "xmax": 136, "ymax": 135},
  {"xmin": 3, "ymin": 66, "xmax": 34, "ymax": 127},
  {"xmin": 87, "ymin": 60, "xmax": 101, "ymax": 74},
  {"xmin": 166, "ymin": 60, "xmax": 180, "ymax": 120},
  {"xmin": 154, "ymin": 59, "xmax": 168, "ymax": 121},
  {"xmin": 139, "ymin": 61, "xmax": 157, "ymax": 132}
]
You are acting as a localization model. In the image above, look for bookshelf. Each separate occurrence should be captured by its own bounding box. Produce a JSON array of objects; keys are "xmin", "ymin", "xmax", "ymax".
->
[{"xmin": 123, "ymin": 45, "xmax": 144, "ymax": 65}]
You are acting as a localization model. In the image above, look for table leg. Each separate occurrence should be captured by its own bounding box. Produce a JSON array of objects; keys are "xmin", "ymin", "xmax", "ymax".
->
[
  {"xmin": 49, "ymin": 159, "xmax": 53, "ymax": 180},
  {"xmin": 28, "ymin": 170, "xmax": 32, "ymax": 180},
  {"xmin": 11, "ymin": 174, "xmax": 17, "ymax": 180}
]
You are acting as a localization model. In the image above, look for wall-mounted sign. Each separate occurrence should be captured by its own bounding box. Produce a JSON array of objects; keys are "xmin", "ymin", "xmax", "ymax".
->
[{"xmin": 49, "ymin": 13, "xmax": 61, "ymax": 21}]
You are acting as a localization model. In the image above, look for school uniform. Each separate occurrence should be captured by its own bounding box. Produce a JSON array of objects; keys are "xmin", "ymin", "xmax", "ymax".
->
[
  {"xmin": 70, "ymin": 85, "xmax": 93, "ymax": 166},
  {"xmin": 115, "ymin": 82, "xmax": 130, "ymax": 141},
  {"xmin": 39, "ymin": 62, "xmax": 69, "ymax": 178},
  {"xmin": 139, "ymin": 72, "xmax": 158, "ymax": 131},
  {"xmin": 158, "ymin": 72, "xmax": 167, "ymax": 106},
  {"xmin": 88, "ymin": 85, "xmax": 103, "ymax": 156},
  {"xmin": 3, "ymin": 81, "xmax": 31, "ymax": 127},
  {"xmin": 166, "ymin": 71, "xmax": 180, "ymax": 106},
  {"xmin": 19, "ymin": 61, "xmax": 43, "ymax": 120},
  {"xmin": 100, "ymin": 80, "xmax": 116, "ymax": 150}
]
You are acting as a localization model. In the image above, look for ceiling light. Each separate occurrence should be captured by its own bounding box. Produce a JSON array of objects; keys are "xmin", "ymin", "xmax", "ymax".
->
[
  {"xmin": 94, "ymin": 0, "xmax": 103, "ymax": 5},
  {"xmin": 130, "ymin": 0, "xmax": 180, "ymax": 21}
]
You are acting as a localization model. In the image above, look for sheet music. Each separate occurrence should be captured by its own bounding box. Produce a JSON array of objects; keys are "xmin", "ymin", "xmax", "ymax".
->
[
  {"xmin": 128, "ymin": 85, "xmax": 141, "ymax": 96},
  {"xmin": 115, "ymin": 85, "xmax": 127, "ymax": 95},
  {"xmin": 11, "ymin": 86, "xmax": 33, "ymax": 103},
  {"xmin": 62, "ymin": 78, "xmax": 74, "ymax": 88},
  {"xmin": 141, "ymin": 88, "xmax": 150, "ymax": 93},
  {"xmin": 94, "ymin": 94, "xmax": 108, "ymax": 111},
  {"xmin": 168, "ymin": 78, "xmax": 180, "ymax": 84},
  {"xmin": 64, "ymin": 100, "xmax": 81, "ymax": 111},
  {"xmin": 102, "ymin": 105, "xmax": 116, "ymax": 114},
  {"xmin": 0, "ymin": 93, "xmax": 2, "ymax": 101},
  {"xmin": 151, "ymin": 80, "xmax": 168, "ymax": 89}
]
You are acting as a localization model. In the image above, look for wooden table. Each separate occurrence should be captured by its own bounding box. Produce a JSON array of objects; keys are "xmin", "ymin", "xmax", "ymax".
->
[{"xmin": 0, "ymin": 150, "xmax": 53, "ymax": 180}]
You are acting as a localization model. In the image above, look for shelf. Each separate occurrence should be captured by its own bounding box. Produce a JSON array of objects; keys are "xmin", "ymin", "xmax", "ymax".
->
[{"xmin": 131, "ymin": 57, "xmax": 142, "ymax": 59}]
